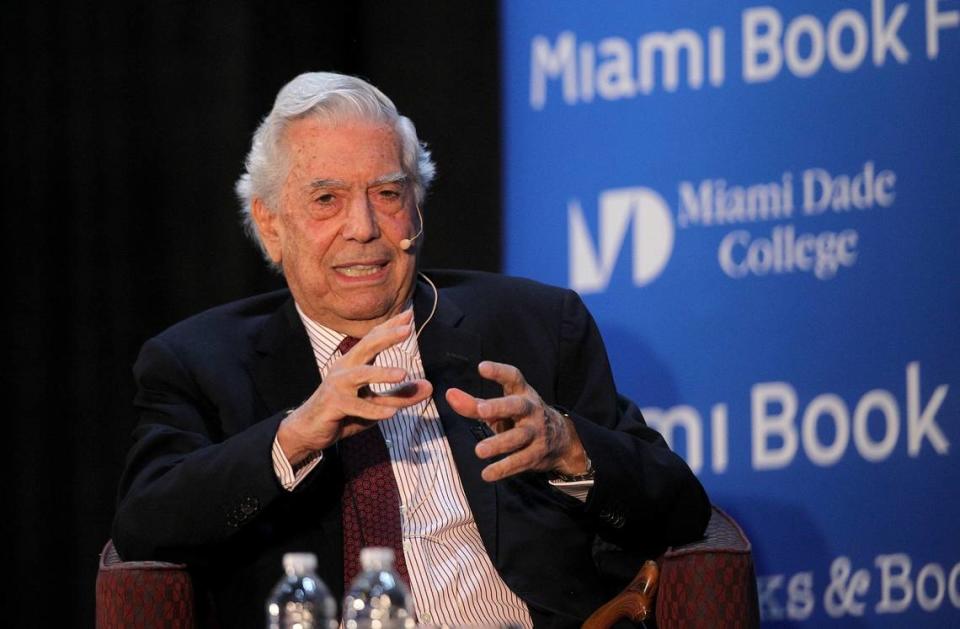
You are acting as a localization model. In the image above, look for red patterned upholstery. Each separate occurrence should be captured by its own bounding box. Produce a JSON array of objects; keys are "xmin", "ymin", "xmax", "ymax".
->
[
  {"xmin": 655, "ymin": 506, "xmax": 760, "ymax": 629},
  {"xmin": 96, "ymin": 540, "xmax": 196, "ymax": 629},
  {"xmin": 96, "ymin": 506, "xmax": 758, "ymax": 628}
]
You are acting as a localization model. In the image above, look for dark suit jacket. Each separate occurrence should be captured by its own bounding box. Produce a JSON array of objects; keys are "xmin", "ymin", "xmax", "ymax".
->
[{"xmin": 113, "ymin": 270, "xmax": 709, "ymax": 628}]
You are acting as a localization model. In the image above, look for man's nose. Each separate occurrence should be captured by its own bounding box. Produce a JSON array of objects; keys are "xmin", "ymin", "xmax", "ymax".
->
[{"xmin": 341, "ymin": 196, "xmax": 380, "ymax": 242}]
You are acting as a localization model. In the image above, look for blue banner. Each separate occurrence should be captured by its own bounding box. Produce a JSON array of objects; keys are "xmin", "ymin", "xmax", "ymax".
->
[{"xmin": 502, "ymin": 1, "xmax": 960, "ymax": 625}]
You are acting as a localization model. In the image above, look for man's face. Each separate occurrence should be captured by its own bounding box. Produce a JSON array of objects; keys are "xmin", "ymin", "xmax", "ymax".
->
[{"xmin": 254, "ymin": 116, "xmax": 419, "ymax": 336}]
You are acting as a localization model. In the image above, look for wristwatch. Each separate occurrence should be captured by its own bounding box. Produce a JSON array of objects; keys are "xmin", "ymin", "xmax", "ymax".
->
[{"xmin": 551, "ymin": 453, "xmax": 595, "ymax": 482}]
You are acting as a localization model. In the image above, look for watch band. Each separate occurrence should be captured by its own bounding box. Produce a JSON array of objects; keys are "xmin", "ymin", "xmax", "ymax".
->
[{"xmin": 551, "ymin": 453, "xmax": 595, "ymax": 482}]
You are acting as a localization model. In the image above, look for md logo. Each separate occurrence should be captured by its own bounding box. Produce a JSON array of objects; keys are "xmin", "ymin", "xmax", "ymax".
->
[{"xmin": 568, "ymin": 187, "xmax": 675, "ymax": 293}]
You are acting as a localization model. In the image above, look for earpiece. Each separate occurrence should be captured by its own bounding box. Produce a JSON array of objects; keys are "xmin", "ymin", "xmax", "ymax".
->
[
  {"xmin": 415, "ymin": 272, "xmax": 438, "ymax": 339},
  {"xmin": 400, "ymin": 205, "xmax": 424, "ymax": 251}
]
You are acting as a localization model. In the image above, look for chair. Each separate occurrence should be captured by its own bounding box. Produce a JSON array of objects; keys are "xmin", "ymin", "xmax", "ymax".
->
[
  {"xmin": 96, "ymin": 540, "xmax": 196, "ymax": 628},
  {"xmin": 585, "ymin": 506, "xmax": 760, "ymax": 628},
  {"xmin": 97, "ymin": 506, "xmax": 759, "ymax": 628}
]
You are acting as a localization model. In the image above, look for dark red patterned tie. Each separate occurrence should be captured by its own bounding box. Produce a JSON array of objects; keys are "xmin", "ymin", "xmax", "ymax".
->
[{"xmin": 338, "ymin": 336, "xmax": 410, "ymax": 590}]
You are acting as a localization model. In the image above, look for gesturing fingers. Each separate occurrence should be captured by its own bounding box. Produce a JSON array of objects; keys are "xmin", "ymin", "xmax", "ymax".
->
[
  {"xmin": 476, "ymin": 395, "xmax": 536, "ymax": 422},
  {"xmin": 475, "ymin": 422, "xmax": 535, "ymax": 460},
  {"xmin": 474, "ymin": 414, "xmax": 567, "ymax": 482},
  {"xmin": 327, "ymin": 361, "xmax": 433, "ymax": 412},
  {"xmin": 455, "ymin": 360, "xmax": 587, "ymax": 482},
  {"xmin": 479, "ymin": 449, "xmax": 540, "ymax": 482},
  {"xmin": 336, "ymin": 364, "xmax": 407, "ymax": 389},
  {"xmin": 340, "ymin": 395, "xmax": 410, "ymax": 421},
  {"xmin": 361, "ymin": 380, "xmax": 434, "ymax": 408},
  {"xmin": 445, "ymin": 387, "xmax": 482, "ymax": 418},
  {"xmin": 474, "ymin": 408, "xmax": 576, "ymax": 481},
  {"xmin": 338, "ymin": 310, "xmax": 414, "ymax": 367},
  {"xmin": 477, "ymin": 360, "xmax": 528, "ymax": 395},
  {"xmin": 447, "ymin": 363, "xmax": 536, "ymax": 423}
]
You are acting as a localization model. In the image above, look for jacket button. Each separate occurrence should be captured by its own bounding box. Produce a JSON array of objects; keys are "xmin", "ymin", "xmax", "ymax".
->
[
  {"xmin": 240, "ymin": 497, "xmax": 260, "ymax": 515},
  {"xmin": 599, "ymin": 509, "xmax": 625, "ymax": 528}
]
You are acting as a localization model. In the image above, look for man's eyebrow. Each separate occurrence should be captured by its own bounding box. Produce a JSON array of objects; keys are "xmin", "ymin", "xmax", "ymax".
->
[
  {"xmin": 308, "ymin": 178, "xmax": 348, "ymax": 189},
  {"xmin": 371, "ymin": 172, "xmax": 409, "ymax": 187},
  {"xmin": 307, "ymin": 173, "xmax": 408, "ymax": 189}
]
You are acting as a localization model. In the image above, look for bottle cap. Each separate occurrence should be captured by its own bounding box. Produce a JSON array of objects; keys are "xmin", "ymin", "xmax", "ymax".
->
[
  {"xmin": 282, "ymin": 552, "xmax": 318, "ymax": 575},
  {"xmin": 360, "ymin": 547, "xmax": 395, "ymax": 571}
]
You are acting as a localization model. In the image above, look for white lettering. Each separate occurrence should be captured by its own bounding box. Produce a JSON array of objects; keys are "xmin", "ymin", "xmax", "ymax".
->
[
  {"xmin": 876, "ymin": 553, "xmax": 913, "ymax": 613},
  {"xmin": 718, "ymin": 230, "xmax": 750, "ymax": 278},
  {"xmin": 828, "ymin": 10, "xmax": 870, "ymax": 71},
  {"xmin": 770, "ymin": 556, "xmax": 960, "ymax": 620},
  {"xmin": 744, "ymin": 5, "xmax": 908, "ymax": 81},
  {"xmin": 853, "ymin": 389, "xmax": 900, "ymax": 461},
  {"xmin": 709, "ymin": 27, "xmax": 725, "ymax": 86},
  {"xmin": 718, "ymin": 226, "xmax": 859, "ymax": 280},
  {"xmin": 803, "ymin": 168, "xmax": 833, "ymax": 214},
  {"xmin": 639, "ymin": 29, "xmax": 704, "ymax": 93},
  {"xmin": 926, "ymin": 0, "xmax": 960, "ymax": 59},
  {"xmin": 785, "ymin": 15, "xmax": 826, "ymax": 78},
  {"xmin": 526, "ymin": 0, "xmax": 946, "ymax": 110},
  {"xmin": 699, "ymin": 362, "xmax": 949, "ymax": 470},
  {"xmin": 711, "ymin": 403, "xmax": 729, "ymax": 473},
  {"xmin": 743, "ymin": 7, "xmax": 783, "ymax": 83},
  {"xmin": 678, "ymin": 180, "xmax": 714, "ymax": 227},
  {"xmin": 752, "ymin": 382, "xmax": 798, "ymax": 470},
  {"xmin": 802, "ymin": 162, "xmax": 896, "ymax": 213},
  {"xmin": 757, "ymin": 574, "xmax": 786, "ymax": 620},
  {"xmin": 679, "ymin": 174, "xmax": 795, "ymax": 229},
  {"xmin": 825, "ymin": 557, "xmax": 870, "ymax": 616},
  {"xmin": 802, "ymin": 393, "xmax": 850, "ymax": 466},
  {"xmin": 917, "ymin": 563, "xmax": 947, "ymax": 611},
  {"xmin": 872, "ymin": 0, "xmax": 911, "ymax": 66},
  {"xmin": 530, "ymin": 32, "xmax": 577, "ymax": 110},
  {"xmin": 596, "ymin": 37, "xmax": 636, "ymax": 100},
  {"xmin": 876, "ymin": 169, "xmax": 897, "ymax": 206},
  {"xmin": 787, "ymin": 572, "xmax": 815, "ymax": 620},
  {"xmin": 907, "ymin": 361, "xmax": 950, "ymax": 456},
  {"xmin": 579, "ymin": 42, "xmax": 595, "ymax": 102},
  {"xmin": 950, "ymin": 562, "xmax": 960, "ymax": 607}
]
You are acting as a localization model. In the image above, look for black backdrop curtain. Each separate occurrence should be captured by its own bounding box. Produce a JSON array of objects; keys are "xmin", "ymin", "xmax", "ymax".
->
[{"xmin": 4, "ymin": 2, "xmax": 500, "ymax": 624}]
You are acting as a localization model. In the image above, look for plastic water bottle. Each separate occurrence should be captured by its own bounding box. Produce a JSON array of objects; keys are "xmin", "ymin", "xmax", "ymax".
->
[
  {"xmin": 266, "ymin": 552, "xmax": 336, "ymax": 629},
  {"xmin": 343, "ymin": 547, "xmax": 415, "ymax": 629}
]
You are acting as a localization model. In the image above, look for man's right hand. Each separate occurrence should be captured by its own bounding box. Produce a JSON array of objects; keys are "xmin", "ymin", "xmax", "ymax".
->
[{"xmin": 276, "ymin": 310, "xmax": 433, "ymax": 465}]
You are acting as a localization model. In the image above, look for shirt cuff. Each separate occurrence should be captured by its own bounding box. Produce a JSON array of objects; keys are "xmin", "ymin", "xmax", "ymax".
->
[
  {"xmin": 548, "ymin": 478, "xmax": 594, "ymax": 502},
  {"xmin": 272, "ymin": 436, "xmax": 322, "ymax": 491}
]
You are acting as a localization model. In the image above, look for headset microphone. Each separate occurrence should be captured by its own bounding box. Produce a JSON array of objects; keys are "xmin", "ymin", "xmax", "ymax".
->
[{"xmin": 400, "ymin": 205, "xmax": 424, "ymax": 251}]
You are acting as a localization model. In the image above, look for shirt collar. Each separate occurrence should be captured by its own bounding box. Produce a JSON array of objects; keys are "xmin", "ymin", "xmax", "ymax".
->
[{"xmin": 294, "ymin": 301, "xmax": 417, "ymax": 369}]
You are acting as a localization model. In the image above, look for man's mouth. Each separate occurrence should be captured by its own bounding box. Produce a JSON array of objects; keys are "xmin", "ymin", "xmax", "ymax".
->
[{"xmin": 334, "ymin": 262, "xmax": 388, "ymax": 278}]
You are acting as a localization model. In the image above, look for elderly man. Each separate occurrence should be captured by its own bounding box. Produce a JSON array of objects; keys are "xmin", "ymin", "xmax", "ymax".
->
[{"xmin": 113, "ymin": 72, "xmax": 709, "ymax": 628}]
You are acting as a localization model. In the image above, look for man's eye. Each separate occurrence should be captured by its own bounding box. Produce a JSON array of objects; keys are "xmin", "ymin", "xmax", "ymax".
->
[
  {"xmin": 378, "ymin": 189, "xmax": 401, "ymax": 200},
  {"xmin": 315, "ymin": 193, "xmax": 336, "ymax": 204}
]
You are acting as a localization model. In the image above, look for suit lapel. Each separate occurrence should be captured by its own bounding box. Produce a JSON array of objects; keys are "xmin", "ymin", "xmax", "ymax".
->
[
  {"xmin": 251, "ymin": 298, "xmax": 320, "ymax": 418},
  {"xmin": 249, "ymin": 297, "xmax": 345, "ymax": 589},
  {"xmin": 414, "ymin": 280, "xmax": 499, "ymax": 563}
]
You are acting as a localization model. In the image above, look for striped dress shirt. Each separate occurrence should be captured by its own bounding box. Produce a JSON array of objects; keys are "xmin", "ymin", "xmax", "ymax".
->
[{"xmin": 272, "ymin": 304, "xmax": 534, "ymax": 628}]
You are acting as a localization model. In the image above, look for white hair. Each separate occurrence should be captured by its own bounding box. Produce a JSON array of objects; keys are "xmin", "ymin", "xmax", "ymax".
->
[{"xmin": 235, "ymin": 72, "xmax": 436, "ymax": 260}]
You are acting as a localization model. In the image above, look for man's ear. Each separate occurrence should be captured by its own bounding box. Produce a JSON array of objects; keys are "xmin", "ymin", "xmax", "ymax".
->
[{"xmin": 251, "ymin": 197, "xmax": 283, "ymax": 264}]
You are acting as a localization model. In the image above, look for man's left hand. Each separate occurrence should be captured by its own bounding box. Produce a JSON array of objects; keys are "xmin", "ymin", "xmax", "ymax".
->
[{"xmin": 446, "ymin": 361, "xmax": 589, "ymax": 482}]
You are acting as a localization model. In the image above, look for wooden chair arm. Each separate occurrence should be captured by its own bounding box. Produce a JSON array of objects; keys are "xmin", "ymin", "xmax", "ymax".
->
[{"xmin": 582, "ymin": 560, "xmax": 659, "ymax": 629}]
